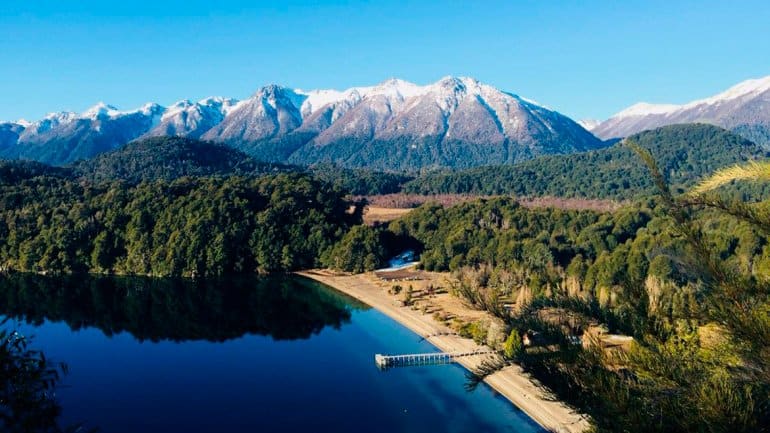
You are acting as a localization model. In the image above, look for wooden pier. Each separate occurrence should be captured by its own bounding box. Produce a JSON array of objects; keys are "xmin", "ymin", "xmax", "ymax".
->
[{"xmin": 375, "ymin": 349, "xmax": 493, "ymax": 369}]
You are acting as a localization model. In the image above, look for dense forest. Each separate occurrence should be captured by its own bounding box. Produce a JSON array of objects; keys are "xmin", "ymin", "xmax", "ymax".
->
[
  {"xmin": 0, "ymin": 160, "xmax": 71, "ymax": 184},
  {"xmin": 307, "ymin": 162, "xmax": 412, "ymax": 196},
  {"xmin": 0, "ymin": 173, "xmax": 360, "ymax": 276},
  {"xmin": 385, "ymin": 155, "xmax": 770, "ymax": 431},
  {"xmin": 404, "ymin": 124, "xmax": 770, "ymax": 200}
]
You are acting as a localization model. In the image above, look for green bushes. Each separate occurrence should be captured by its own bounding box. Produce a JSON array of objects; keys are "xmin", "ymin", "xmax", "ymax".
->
[
  {"xmin": 321, "ymin": 225, "xmax": 387, "ymax": 273},
  {"xmin": 502, "ymin": 330, "xmax": 523, "ymax": 360}
]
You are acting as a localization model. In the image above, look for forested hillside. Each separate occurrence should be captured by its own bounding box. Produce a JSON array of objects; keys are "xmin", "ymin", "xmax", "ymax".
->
[
  {"xmin": 0, "ymin": 136, "xmax": 412, "ymax": 198},
  {"xmin": 71, "ymin": 136, "xmax": 294, "ymax": 183},
  {"xmin": 307, "ymin": 162, "xmax": 413, "ymax": 196},
  {"xmin": 0, "ymin": 159, "xmax": 72, "ymax": 184},
  {"xmin": 404, "ymin": 124, "xmax": 769, "ymax": 199},
  {"xmin": 0, "ymin": 174, "xmax": 359, "ymax": 276}
]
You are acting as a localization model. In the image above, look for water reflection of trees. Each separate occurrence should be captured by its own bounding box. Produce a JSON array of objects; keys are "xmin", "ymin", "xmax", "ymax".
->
[
  {"xmin": 0, "ymin": 273, "xmax": 366, "ymax": 342},
  {"xmin": 0, "ymin": 274, "xmax": 364, "ymax": 431}
]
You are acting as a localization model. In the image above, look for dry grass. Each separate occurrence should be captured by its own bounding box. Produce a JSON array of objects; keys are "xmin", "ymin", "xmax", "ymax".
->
[
  {"xmin": 362, "ymin": 193, "xmax": 483, "ymax": 208},
  {"xmin": 698, "ymin": 323, "xmax": 730, "ymax": 348},
  {"xmin": 363, "ymin": 206, "xmax": 413, "ymax": 225},
  {"xmin": 370, "ymin": 270, "xmax": 489, "ymax": 324},
  {"xmin": 363, "ymin": 193, "xmax": 624, "ymax": 213}
]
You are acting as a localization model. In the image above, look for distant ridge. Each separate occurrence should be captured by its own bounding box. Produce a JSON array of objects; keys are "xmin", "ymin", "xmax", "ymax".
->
[{"xmin": 593, "ymin": 75, "xmax": 770, "ymax": 146}]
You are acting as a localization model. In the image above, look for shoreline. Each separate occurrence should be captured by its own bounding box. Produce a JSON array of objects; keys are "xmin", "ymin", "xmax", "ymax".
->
[{"xmin": 296, "ymin": 270, "xmax": 591, "ymax": 433}]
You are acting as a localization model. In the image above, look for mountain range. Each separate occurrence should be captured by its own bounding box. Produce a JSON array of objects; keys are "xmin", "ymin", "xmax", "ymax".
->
[
  {"xmin": 4, "ymin": 74, "xmax": 770, "ymax": 170},
  {"xmin": 592, "ymin": 75, "xmax": 770, "ymax": 145},
  {"xmin": 0, "ymin": 77, "xmax": 602, "ymax": 169}
]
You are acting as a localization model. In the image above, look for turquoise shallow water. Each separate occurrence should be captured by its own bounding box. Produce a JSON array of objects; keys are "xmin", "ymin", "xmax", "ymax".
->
[{"xmin": 0, "ymin": 273, "xmax": 543, "ymax": 433}]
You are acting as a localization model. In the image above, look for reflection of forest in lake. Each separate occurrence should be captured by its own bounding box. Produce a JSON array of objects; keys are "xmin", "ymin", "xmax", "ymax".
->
[
  {"xmin": 0, "ymin": 273, "xmax": 367, "ymax": 342},
  {"xmin": 0, "ymin": 273, "xmax": 541, "ymax": 433}
]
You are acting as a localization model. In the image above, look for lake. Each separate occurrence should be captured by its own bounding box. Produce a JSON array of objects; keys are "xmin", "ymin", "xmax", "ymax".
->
[{"xmin": 0, "ymin": 273, "xmax": 543, "ymax": 433}]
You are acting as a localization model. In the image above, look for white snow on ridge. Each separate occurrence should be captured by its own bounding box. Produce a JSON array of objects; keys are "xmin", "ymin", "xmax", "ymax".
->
[
  {"xmin": 160, "ymin": 97, "xmax": 239, "ymax": 122},
  {"xmin": 81, "ymin": 102, "xmax": 164, "ymax": 120},
  {"xmin": 43, "ymin": 111, "xmax": 78, "ymax": 124},
  {"xmin": 82, "ymin": 102, "xmax": 122, "ymax": 119},
  {"xmin": 696, "ymin": 75, "xmax": 770, "ymax": 105},
  {"xmin": 16, "ymin": 76, "xmax": 557, "ymax": 128},
  {"xmin": 295, "ymin": 78, "xmax": 427, "ymax": 117},
  {"xmin": 161, "ymin": 100, "xmax": 194, "ymax": 120},
  {"xmin": 614, "ymin": 102, "xmax": 682, "ymax": 118},
  {"xmin": 610, "ymin": 75, "xmax": 770, "ymax": 120},
  {"xmin": 292, "ymin": 76, "xmax": 545, "ymax": 118},
  {"xmin": 201, "ymin": 97, "xmax": 239, "ymax": 114}
]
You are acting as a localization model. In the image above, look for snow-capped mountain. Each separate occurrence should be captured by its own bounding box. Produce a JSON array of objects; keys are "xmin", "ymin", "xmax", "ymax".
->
[
  {"xmin": 196, "ymin": 76, "xmax": 603, "ymax": 168},
  {"xmin": 0, "ymin": 103, "xmax": 165, "ymax": 164},
  {"xmin": 0, "ymin": 77, "xmax": 603, "ymax": 168},
  {"xmin": 593, "ymin": 75, "xmax": 770, "ymax": 145},
  {"xmin": 146, "ymin": 97, "xmax": 238, "ymax": 139},
  {"xmin": 201, "ymin": 85, "xmax": 304, "ymax": 146},
  {"xmin": 289, "ymin": 77, "xmax": 603, "ymax": 169}
]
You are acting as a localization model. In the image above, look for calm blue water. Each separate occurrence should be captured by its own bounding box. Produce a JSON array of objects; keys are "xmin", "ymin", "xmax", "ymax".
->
[{"xmin": 0, "ymin": 274, "xmax": 543, "ymax": 433}]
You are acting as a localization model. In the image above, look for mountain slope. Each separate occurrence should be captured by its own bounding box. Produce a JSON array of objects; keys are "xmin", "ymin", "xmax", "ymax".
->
[
  {"xmin": 593, "ymin": 76, "xmax": 770, "ymax": 144},
  {"xmin": 0, "ymin": 122, "xmax": 25, "ymax": 154},
  {"xmin": 404, "ymin": 124, "xmax": 770, "ymax": 199},
  {"xmin": 0, "ymin": 77, "xmax": 602, "ymax": 169}
]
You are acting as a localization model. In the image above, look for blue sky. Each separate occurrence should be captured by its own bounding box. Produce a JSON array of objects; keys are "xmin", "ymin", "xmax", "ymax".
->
[{"xmin": 2, "ymin": 0, "xmax": 769, "ymax": 122}]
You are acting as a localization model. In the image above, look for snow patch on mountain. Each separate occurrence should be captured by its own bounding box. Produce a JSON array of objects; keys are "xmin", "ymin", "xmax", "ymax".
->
[
  {"xmin": 577, "ymin": 119, "xmax": 600, "ymax": 130},
  {"xmin": 82, "ymin": 102, "xmax": 122, "ymax": 119}
]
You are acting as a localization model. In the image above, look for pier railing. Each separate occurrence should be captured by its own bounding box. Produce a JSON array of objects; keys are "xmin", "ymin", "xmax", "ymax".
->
[{"xmin": 375, "ymin": 349, "xmax": 494, "ymax": 369}]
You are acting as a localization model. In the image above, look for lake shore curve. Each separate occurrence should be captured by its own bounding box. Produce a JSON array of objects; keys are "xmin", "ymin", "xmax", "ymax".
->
[{"xmin": 296, "ymin": 270, "xmax": 591, "ymax": 433}]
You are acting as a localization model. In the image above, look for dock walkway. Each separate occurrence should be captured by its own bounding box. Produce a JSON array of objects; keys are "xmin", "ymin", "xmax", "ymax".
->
[{"xmin": 375, "ymin": 349, "xmax": 493, "ymax": 368}]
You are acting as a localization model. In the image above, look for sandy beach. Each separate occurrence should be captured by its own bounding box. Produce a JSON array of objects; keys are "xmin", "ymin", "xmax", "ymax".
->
[{"xmin": 296, "ymin": 270, "xmax": 591, "ymax": 433}]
